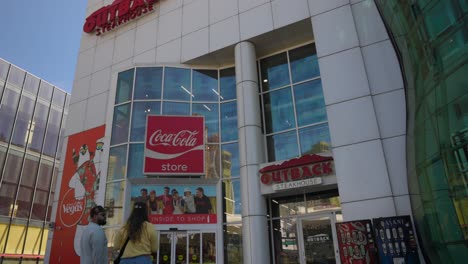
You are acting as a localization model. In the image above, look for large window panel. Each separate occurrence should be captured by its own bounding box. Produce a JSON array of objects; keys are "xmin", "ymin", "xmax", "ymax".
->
[
  {"xmin": 221, "ymin": 101, "xmax": 238, "ymax": 142},
  {"xmin": 56, "ymin": 113, "xmax": 67, "ymax": 161},
  {"xmin": 23, "ymin": 74, "xmax": 40, "ymax": 95},
  {"xmin": 38, "ymin": 82, "xmax": 53, "ymax": 101},
  {"xmin": 293, "ymin": 80, "xmax": 327, "ymax": 126},
  {"xmin": 220, "ymin": 68, "xmax": 236, "ymax": 101},
  {"xmin": 128, "ymin": 144, "xmax": 144, "ymax": 178},
  {"xmin": 107, "ymin": 145, "xmax": 127, "ymax": 181},
  {"xmin": 31, "ymin": 160, "xmax": 54, "ymax": 220},
  {"xmin": 43, "ymin": 109, "xmax": 63, "ymax": 157},
  {"xmin": 0, "ymin": 89, "xmax": 20, "ymax": 143},
  {"xmin": 205, "ymin": 143, "xmax": 221, "ymax": 179},
  {"xmin": 105, "ymin": 181, "xmax": 125, "ymax": 226},
  {"xmin": 222, "ymin": 179, "xmax": 242, "ymax": 223},
  {"xmin": 134, "ymin": 67, "xmax": 162, "ymax": 100},
  {"xmin": 28, "ymin": 102, "xmax": 49, "ymax": 153},
  {"xmin": 7, "ymin": 66, "xmax": 25, "ymax": 88},
  {"xmin": 260, "ymin": 52, "xmax": 290, "ymax": 91},
  {"xmin": 299, "ymin": 124, "xmax": 331, "ymax": 155},
  {"xmin": 267, "ymin": 131, "xmax": 298, "ymax": 162},
  {"xmin": 0, "ymin": 149, "xmax": 24, "ymax": 216},
  {"xmin": 52, "ymin": 88, "xmax": 66, "ymax": 107},
  {"xmin": 221, "ymin": 143, "xmax": 239, "ymax": 178},
  {"xmin": 162, "ymin": 101, "xmax": 190, "ymax": 115},
  {"xmin": 115, "ymin": 69, "xmax": 134, "ymax": 104},
  {"xmin": 264, "ymin": 88, "xmax": 296, "ymax": 134},
  {"xmin": 163, "ymin": 67, "xmax": 191, "ymax": 101},
  {"xmin": 131, "ymin": 101, "xmax": 160, "ymax": 141},
  {"xmin": 111, "ymin": 103, "xmax": 130, "ymax": 145},
  {"xmin": 0, "ymin": 59, "xmax": 9, "ymax": 80},
  {"xmin": 289, "ymin": 44, "xmax": 320, "ymax": 83},
  {"xmin": 16, "ymin": 155, "xmax": 40, "ymax": 219},
  {"xmin": 272, "ymin": 218, "xmax": 299, "ymax": 263},
  {"xmin": 0, "ymin": 146, "xmax": 7, "ymax": 177},
  {"xmin": 193, "ymin": 103, "xmax": 219, "ymax": 142},
  {"xmin": 11, "ymin": 95, "xmax": 35, "ymax": 148},
  {"xmin": 192, "ymin": 70, "xmax": 219, "ymax": 102},
  {"xmin": 224, "ymin": 223, "xmax": 243, "ymax": 264}
]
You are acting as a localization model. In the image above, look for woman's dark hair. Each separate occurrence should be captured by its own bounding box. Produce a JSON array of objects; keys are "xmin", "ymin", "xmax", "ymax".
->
[{"xmin": 125, "ymin": 202, "xmax": 149, "ymax": 242}]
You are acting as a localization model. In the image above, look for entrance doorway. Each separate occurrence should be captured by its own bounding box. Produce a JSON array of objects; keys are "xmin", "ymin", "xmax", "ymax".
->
[
  {"xmin": 297, "ymin": 212, "xmax": 340, "ymax": 264},
  {"xmin": 157, "ymin": 231, "xmax": 216, "ymax": 264}
]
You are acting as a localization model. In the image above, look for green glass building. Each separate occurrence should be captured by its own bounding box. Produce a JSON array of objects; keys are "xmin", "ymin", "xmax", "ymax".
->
[{"xmin": 375, "ymin": 0, "xmax": 467, "ymax": 263}]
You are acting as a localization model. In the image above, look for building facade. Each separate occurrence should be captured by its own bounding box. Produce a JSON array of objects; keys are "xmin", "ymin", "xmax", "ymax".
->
[
  {"xmin": 46, "ymin": 0, "xmax": 466, "ymax": 263},
  {"xmin": 0, "ymin": 58, "xmax": 69, "ymax": 263}
]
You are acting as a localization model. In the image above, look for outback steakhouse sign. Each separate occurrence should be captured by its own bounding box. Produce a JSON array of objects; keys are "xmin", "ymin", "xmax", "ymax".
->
[
  {"xmin": 84, "ymin": 0, "xmax": 158, "ymax": 36},
  {"xmin": 260, "ymin": 154, "xmax": 334, "ymax": 189},
  {"xmin": 144, "ymin": 115, "xmax": 205, "ymax": 175}
]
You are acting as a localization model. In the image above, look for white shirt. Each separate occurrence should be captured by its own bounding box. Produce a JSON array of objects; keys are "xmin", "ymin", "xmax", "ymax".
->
[{"xmin": 80, "ymin": 222, "xmax": 108, "ymax": 264}]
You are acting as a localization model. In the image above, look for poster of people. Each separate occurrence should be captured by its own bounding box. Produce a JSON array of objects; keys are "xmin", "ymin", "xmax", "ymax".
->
[
  {"xmin": 49, "ymin": 125, "xmax": 106, "ymax": 264},
  {"xmin": 131, "ymin": 184, "xmax": 217, "ymax": 224},
  {"xmin": 336, "ymin": 220, "xmax": 377, "ymax": 264},
  {"xmin": 373, "ymin": 216, "xmax": 420, "ymax": 264}
]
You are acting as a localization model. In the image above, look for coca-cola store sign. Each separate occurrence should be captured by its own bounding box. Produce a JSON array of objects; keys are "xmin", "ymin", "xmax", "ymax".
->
[{"xmin": 144, "ymin": 115, "xmax": 205, "ymax": 175}]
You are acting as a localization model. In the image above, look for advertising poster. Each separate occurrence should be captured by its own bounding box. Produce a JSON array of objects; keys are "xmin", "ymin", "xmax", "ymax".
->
[
  {"xmin": 131, "ymin": 184, "xmax": 217, "ymax": 224},
  {"xmin": 144, "ymin": 115, "xmax": 205, "ymax": 175},
  {"xmin": 49, "ymin": 125, "xmax": 106, "ymax": 264},
  {"xmin": 336, "ymin": 220, "xmax": 377, "ymax": 264},
  {"xmin": 373, "ymin": 216, "xmax": 420, "ymax": 264}
]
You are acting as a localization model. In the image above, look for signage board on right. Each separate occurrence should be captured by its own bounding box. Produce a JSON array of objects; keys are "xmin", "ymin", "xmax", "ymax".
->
[{"xmin": 373, "ymin": 215, "xmax": 420, "ymax": 264}]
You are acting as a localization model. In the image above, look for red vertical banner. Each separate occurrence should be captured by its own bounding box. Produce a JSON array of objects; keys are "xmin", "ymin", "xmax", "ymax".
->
[{"xmin": 49, "ymin": 125, "xmax": 106, "ymax": 264}]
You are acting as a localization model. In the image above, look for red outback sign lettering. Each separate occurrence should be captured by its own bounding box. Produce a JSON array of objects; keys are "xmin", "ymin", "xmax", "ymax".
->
[
  {"xmin": 144, "ymin": 115, "xmax": 205, "ymax": 175},
  {"xmin": 260, "ymin": 154, "xmax": 334, "ymax": 185},
  {"xmin": 83, "ymin": 0, "xmax": 158, "ymax": 36}
]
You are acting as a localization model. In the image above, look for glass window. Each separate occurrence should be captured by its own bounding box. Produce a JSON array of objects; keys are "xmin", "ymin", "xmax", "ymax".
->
[
  {"xmin": 56, "ymin": 113, "xmax": 67, "ymax": 160},
  {"xmin": 267, "ymin": 131, "xmax": 298, "ymax": 162},
  {"xmin": 220, "ymin": 68, "xmax": 236, "ymax": 101},
  {"xmin": 43, "ymin": 109, "xmax": 63, "ymax": 157},
  {"xmin": 264, "ymin": 88, "xmax": 296, "ymax": 134},
  {"xmin": 271, "ymin": 196, "xmax": 307, "ymax": 218},
  {"xmin": 305, "ymin": 193, "xmax": 341, "ymax": 214},
  {"xmin": 107, "ymin": 145, "xmax": 127, "ymax": 181},
  {"xmin": 289, "ymin": 44, "xmax": 319, "ymax": 83},
  {"xmin": 424, "ymin": 1, "xmax": 456, "ymax": 39},
  {"xmin": 163, "ymin": 67, "xmax": 191, "ymax": 101},
  {"xmin": 131, "ymin": 101, "xmax": 160, "ymax": 141},
  {"xmin": 0, "ymin": 145, "xmax": 7, "ymax": 176},
  {"xmin": 115, "ymin": 69, "xmax": 134, "ymax": 104},
  {"xmin": 46, "ymin": 167, "xmax": 59, "ymax": 221},
  {"xmin": 0, "ymin": 149, "xmax": 23, "ymax": 216},
  {"xmin": 192, "ymin": 70, "xmax": 219, "ymax": 102},
  {"xmin": 134, "ymin": 67, "xmax": 162, "ymax": 100},
  {"xmin": 224, "ymin": 223, "xmax": 243, "ymax": 263},
  {"xmin": 193, "ymin": 103, "xmax": 219, "ymax": 142},
  {"xmin": 0, "ymin": 59, "xmax": 9, "ymax": 80},
  {"xmin": 162, "ymin": 101, "xmax": 190, "ymax": 115},
  {"xmin": 11, "ymin": 95, "xmax": 35, "ymax": 148},
  {"xmin": 272, "ymin": 219, "xmax": 299, "ymax": 263},
  {"xmin": 28, "ymin": 102, "xmax": 49, "ymax": 153},
  {"xmin": 222, "ymin": 179, "xmax": 242, "ymax": 223},
  {"xmin": 128, "ymin": 144, "xmax": 144, "ymax": 178},
  {"xmin": 293, "ymin": 80, "xmax": 327, "ymax": 126},
  {"xmin": 221, "ymin": 101, "xmax": 238, "ymax": 142},
  {"xmin": 299, "ymin": 124, "xmax": 331, "ymax": 155},
  {"xmin": 23, "ymin": 74, "xmax": 40, "ymax": 95},
  {"xmin": 221, "ymin": 143, "xmax": 239, "ymax": 178},
  {"xmin": 16, "ymin": 155, "xmax": 40, "ymax": 219},
  {"xmin": 105, "ymin": 181, "xmax": 125, "ymax": 226},
  {"xmin": 202, "ymin": 233, "xmax": 216, "ymax": 263},
  {"xmin": 0, "ymin": 89, "xmax": 21, "ymax": 143},
  {"xmin": 38, "ymin": 82, "xmax": 53, "ymax": 101},
  {"xmin": 7, "ymin": 66, "xmax": 25, "ymax": 88},
  {"xmin": 52, "ymin": 88, "xmax": 66, "ymax": 107},
  {"xmin": 111, "ymin": 103, "xmax": 130, "ymax": 145},
  {"xmin": 260, "ymin": 52, "xmax": 290, "ymax": 91},
  {"xmin": 206, "ymin": 144, "xmax": 221, "ymax": 179},
  {"xmin": 31, "ymin": 160, "xmax": 54, "ymax": 220}
]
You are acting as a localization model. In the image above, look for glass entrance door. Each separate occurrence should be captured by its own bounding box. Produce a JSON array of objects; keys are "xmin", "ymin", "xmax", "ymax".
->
[
  {"xmin": 298, "ymin": 213, "xmax": 340, "ymax": 264},
  {"xmin": 157, "ymin": 231, "xmax": 216, "ymax": 264}
]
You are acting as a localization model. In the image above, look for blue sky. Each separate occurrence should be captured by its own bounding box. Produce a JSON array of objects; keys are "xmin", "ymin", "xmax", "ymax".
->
[{"xmin": 0, "ymin": 0, "xmax": 88, "ymax": 93}]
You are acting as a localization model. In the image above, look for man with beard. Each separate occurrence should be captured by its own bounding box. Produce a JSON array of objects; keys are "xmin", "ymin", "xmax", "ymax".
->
[{"xmin": 80, "ymin": 205, "xmax": 108, "ymax": 264}]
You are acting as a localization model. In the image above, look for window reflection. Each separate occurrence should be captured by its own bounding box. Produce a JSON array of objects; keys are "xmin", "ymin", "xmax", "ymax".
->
[
  {"xmin": 294, "ymin": 80, "xmax": 327, "ymax": 126},
  {"xmin": 289, "ymin": 44, "xmax": 319, "ymax": 83},
  {"xmin": 0, "ymin": 149, "xmax": 23, "ymax": 216},
  {"xmin": 111, "ymin": 103, "xmax": 130, "ymax": 145},
  {"xmin": 128, "ymin": 144, "xmax": 144, "ymax": 178},
  {"xmin": 11, "ymin": 95, "xmax": 35, "ymax": 147},
  {"xmin": 222, "ymin": 179, "xmax": 242, "ymax": 223},
  {"xmin": 28, "ymin": 102, "xmax": 49, "ymax": 153},
  {"xmin": 115, "ymin": 69, "xmax": 134, "ymax": 104},
  {"xmin": 134, "ymin": 67, "xmax": 162, "ymax": 100},
  {"xmin": 193, "ymin": 70, "xmax": 218, "ymax": 102},
  {"xmin": 221, "ymin": 101, "xmax": 238, "ymax": 142},
  {"xmin": 162, "ymin": 101, "xmax": 190, "ymax": 115},
  {"xmin": 272, "ymin": 219, "xmax": 299, "ymax": 264},
  {"xmin": 0, "ymin": 89, "xmax": 20, "ymax": 143},
  {"xmin": 43, "ymin": 109, "xmax": 63, "ymax": 157},
  {"xmin": 299, "ymin": 124, "xmax": 331, "ymax": 155},
  {"xmin": 23, "ymin": 74, "xmax": 40, "ymax": 95},
  {"xmin": 131, "ymin": 101, "xmax": 160, "ymax": 141},
  {"xmin": 205, "ymin": 144, "xmax": 220, "ymax": 179},
  {"xmin": 260, "ymin": 53, "xmax": 290, "ymax": 91},
  {"xmin": 7, "ymin": 66, "xmax": 25, "ymax": 88},
  {"xmin": 104, "ymin": 181, "xmax": 125, "ymax": 226},
  {"xmin": 193, "ymin": 103, "xmax": 219, "ymax": 142},
  {"xmin": 221, "ymin": 143, "xmax": 239, "ymax": 178},
  {"xmin": 31, "ymin": 160, "xmax": 54, "ymax": 220},
  {"xmin": 16, "ymin": 155, "xmax": 40, "ymax": 218},
  {"xmin": 164, "ymin": 67, "xmax": 191, "ymax": 101},
  {"xmin": 38, "ymin": 82, "xmax": 53, "ymax": 101},
  {"xmin": 220, "ymin": 68, "xmax": 236, "ymax": 101},
  {"xmin": 264, "ymin": 88, "xmax": 296, "ymax": 134},
  {"xmin": 267, "ymin": 131, "xmax": 298, "ymax": 162},
  {"xmin": 107, "ymin": 145, "xmax": 127, "ymax": 181},
  {"xmin": 223, "ymin": 223, "xmax": 243, "ymax": 264},
  {"xmin": 52, "ymin": 89, "xmax": 66, "ymax": 107}
]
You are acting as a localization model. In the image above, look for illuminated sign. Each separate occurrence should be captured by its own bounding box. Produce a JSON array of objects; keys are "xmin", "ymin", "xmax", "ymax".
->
[{"xmin": 83, "ymin": 0, "xmax": 158, "ymax": 36}]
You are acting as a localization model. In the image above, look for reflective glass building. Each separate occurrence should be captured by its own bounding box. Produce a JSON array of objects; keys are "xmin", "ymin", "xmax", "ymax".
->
[{"xmin": 0, "ymin": 58, "xmax": 69, "ymax": 263}]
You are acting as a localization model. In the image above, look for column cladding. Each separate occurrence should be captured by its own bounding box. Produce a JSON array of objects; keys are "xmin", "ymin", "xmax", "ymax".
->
[{"xmin": 234, "ymin": 41, "xmax": 270, "ymax": 264}]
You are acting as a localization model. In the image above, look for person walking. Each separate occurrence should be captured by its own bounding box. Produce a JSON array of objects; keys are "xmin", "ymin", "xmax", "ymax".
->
[
  {"xmin": 114, "ymin": 201, "xmax": 159, "ymax": 263},
  {"xmin": 80, "ymin": 205, "xmax": 108, "ymax": 264}
]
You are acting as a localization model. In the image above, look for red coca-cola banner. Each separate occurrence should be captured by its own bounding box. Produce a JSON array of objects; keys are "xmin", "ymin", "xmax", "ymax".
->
[{"xmin": 144, "ymin": 115, "xmax": 205, "ymax": 175}]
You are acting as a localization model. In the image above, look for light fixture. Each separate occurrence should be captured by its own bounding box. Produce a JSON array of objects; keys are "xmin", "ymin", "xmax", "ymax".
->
[
  {"xmin": 263, "ymin": 79, "xmax": 268, "ymax": 83},
  {"xmin": 180, "ymin": 85, "xmax": 194, "ymax": 98},
  {"xmin": 212, "ymin": 88, "xmax": 224, "ymax": 100},
  {"xmin": 203, "ymin": 104, "xmax": 211, "ymax": 111}
]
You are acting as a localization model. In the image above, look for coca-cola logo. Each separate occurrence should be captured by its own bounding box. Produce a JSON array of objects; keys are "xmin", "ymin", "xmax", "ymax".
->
[
  {"xmin": 59, "ymin": 189, "xmax": 86, "ymax": 227},
  {"xmin": 149, "ymin": 129, "xmax": 199, "ymax": 148}
]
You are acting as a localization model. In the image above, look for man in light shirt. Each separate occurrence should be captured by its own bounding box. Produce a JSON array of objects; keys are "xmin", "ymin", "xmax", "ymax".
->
[{"xmin": 80, "ymin": 205, "xmax": 108, "ymax": 264}]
